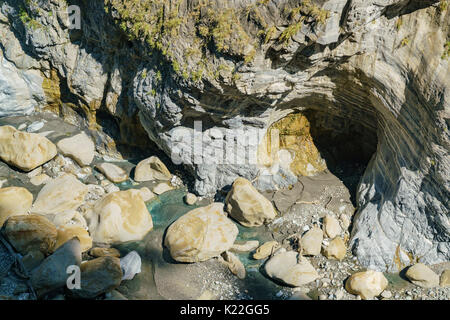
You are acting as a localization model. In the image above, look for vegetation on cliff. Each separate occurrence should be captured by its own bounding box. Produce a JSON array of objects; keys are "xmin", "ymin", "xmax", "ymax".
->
[{"xmin": 103, "ymin": 0, "xmax": 330, "ymax": 83}]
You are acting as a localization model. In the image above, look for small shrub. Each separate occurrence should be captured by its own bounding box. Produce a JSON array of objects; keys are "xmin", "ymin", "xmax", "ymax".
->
[
  {"xmin": 400, "ymin": 37, "xmax": 410, "ymax": 47},
  {"xmin": 278, "ymin": 21, "xmax": 303, "ymax": 44},
  {"xmin": 439, "ymin": 0, "xmax": 448, "ymax": 13},
  {"xmin": 442, "ymin": 41, "xmax": 450, "ymax": 59},
  {"xmin": 395, "ymin": 17, "xmax": 403, "ymax": 30},
  {"xmin": 262, "ymin": 25, "xmax": 276, "ymax": 44}
]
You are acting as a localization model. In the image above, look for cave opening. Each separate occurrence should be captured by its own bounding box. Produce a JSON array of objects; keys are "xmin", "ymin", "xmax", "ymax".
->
[
  {"xmin": 303, "ymin": 109, "xmax": 379, "ymax": 205},
  {"xmin": 264, "ymin": 108, "xmax": 379, "ymax": 207}
]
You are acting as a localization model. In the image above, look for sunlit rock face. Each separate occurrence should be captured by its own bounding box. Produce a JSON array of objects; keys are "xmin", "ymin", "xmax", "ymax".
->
[
  {"xmin": 0, "ymin": 0, "xmax": 448, "ymax": 271},
  {"xmin": 0, "ymin": 53, "xmax": 45, "ymax": 117},
  {"xmin": 257, "ymin": 113, "xmax": 327, "ymax": 178},
  {"xmin": 0, "ymin": 7, "xmax": 46, "ymax": 117}
]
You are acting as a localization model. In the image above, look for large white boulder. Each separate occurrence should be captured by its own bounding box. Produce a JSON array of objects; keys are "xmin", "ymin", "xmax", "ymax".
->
[
  {"xmin": 0, "ymin": 125, "xmax": 56, "ymax": 171},
  {"xmin": 0, "ymin": 187, "xmax": 33, "ymax": 227},
  {"xmin": 57, "ymin": 132, "xmax": 95, "ymax": 166},
  {"xmin": 405, "ymin": 263, "xmax": 440, "ymax": 288},
  {"xmin": 345, "ymin": 270, "xmax": 388, "ymax": 300},
  {"xmin": 88, "ymin": 189, "xmax": 153, "ymax": 244},
  {"xmin": 96, "ymin": 163, "xmax": 128, "ymax": 183},
  {"xmin": 225, "ymin": 177, "xmax": 277, "ymax": 227},
  {"xmin": 164, "ymin": 203, "xmax": 238, "ymax": 262},
  {"xmin": 265, "ymin": 251, "xmax": 319, "ymax": 287},
  {"xmin": 300, "ymin": 227, "xmax": 323, "ymax": 256},
  {"xmin": 31, "ymin": 174, "xmax": 88, "ymax": 216},
  {"xmin": 134, "ymin": 156, "xmax": 172, "ymax": 182}
]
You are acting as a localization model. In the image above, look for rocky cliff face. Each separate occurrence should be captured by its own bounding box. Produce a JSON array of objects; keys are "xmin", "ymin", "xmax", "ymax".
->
[{"xmin": 0, "ymin": 0, "xmax": 448, "ymax": 272}]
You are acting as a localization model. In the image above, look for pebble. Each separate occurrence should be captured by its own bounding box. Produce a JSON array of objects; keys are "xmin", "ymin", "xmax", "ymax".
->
[
  {"xmin": 70, "ymin": 256, "xmax": 122, "ymax": 299},
  {"xmin": 440, "ymin": 269, "xmax": 450, "ymax": 287},
  {"xmin": 184, "ymin": 193, "xmax": 198, "ymax": 205},
  {"xmin": 322, "ymin": 237, "xmax": 346, "ymax": 261},
  {"xmin": 405, "ymin": 263, "xmax": 440, "ymax": 288},
  {"xmin": 300, "ymin": 227, "xmax": 323, "ymax": 256},
  {"xmin": 120, "ymin": 251, "xmax": 142, "ymax": 281},
  {"xmin": 104, "ymin": 183, "xmax": 120, "ymax": 194},
  {"xmin": 95, "ymin": 163, "xmax": 128, "ymax": 183},
  {"xmin": 26, "ymin": 121, "xmax": 45, "ymax": 133},
  {"xmin": 230, "ymin": 240, "xmax": 260, "ymax": 253},
  {"xmin": 253, "ymin": 241, "xmax": 280, "ymax": 260},
  {"xmin": 30, "ymin": 174, "xmax": 50, "ymax": 186},
  {"xmin": 323, "ymin": 215, "xmax": 342, "ymax": 238},
  {"xmin": 139, "ymin": 187, "xmax": 156, "ymax": 202},
  {"xmin": 335, "ymin": 290, "xmax": 344, "ymax": 300},
  {"xmin": 264, "ymin": 251, "xmax": 319, "ymax": 287},
  {"xmin": 152, "ymin": 182, "xmax": 174, "ymax": 195},
  {"xmin": 345, "ymin": 270, "xmax": 388, "ymax": 300},
  {"xmin": 171, "ymin": 175, "xmax": 183, "ymax": 187},
  {"xmin": 27, "ymin": 167, "xmax": 42, "ymax": 178},
  {"xmin": 340, "ymin": 214, "xmax": 351, "ymax": 230}
]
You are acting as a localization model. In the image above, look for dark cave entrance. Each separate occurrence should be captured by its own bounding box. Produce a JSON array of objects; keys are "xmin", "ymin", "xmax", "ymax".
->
[{"xmin": 302, "ymin": 109, "xmax": 379, "ymax": 205}]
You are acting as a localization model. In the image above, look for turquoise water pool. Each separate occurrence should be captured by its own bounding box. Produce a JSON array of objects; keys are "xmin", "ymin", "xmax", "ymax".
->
[{"xmin": 115, "ymin": 182, "xmax": 293, "ymax": 300}]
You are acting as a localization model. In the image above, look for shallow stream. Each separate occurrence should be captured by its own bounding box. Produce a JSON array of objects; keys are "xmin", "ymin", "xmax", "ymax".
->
[{"xmin": 113, "ymin": 184, "xmax": 292, "ymax": 300}]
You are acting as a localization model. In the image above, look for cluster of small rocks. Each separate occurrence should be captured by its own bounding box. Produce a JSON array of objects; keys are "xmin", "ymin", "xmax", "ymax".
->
[{"xmin": 0, "ymin": 122, "xmax": 181, "ymax": 300}]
